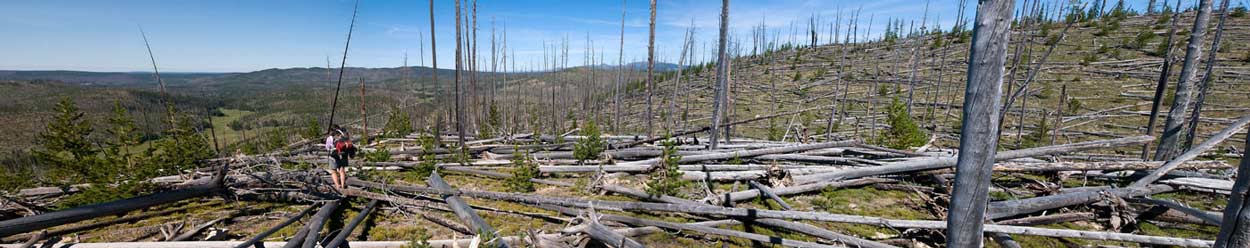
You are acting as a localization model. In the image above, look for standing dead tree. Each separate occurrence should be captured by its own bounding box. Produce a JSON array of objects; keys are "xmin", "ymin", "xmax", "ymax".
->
[
  {"xmin": 1183, "ymin": 0, "xmax": 1232, "ymax": 149},
  {"xmin": 708, "ymin": 0, "xmax": 730, "ymax": 150},
  {"xmin": 454, "ymin": 0, "xmax": 467, "ymax": 149},
  {"xmin": 1156, "ymin": 0, "xmax": 1214, "ymax": 160},
  {"xmin": 1142, "ymin": 0, "xmax": 1183, "ymax": 159},
  {"xmin": 614, "ymin": 0, "xmax": 626, "ymax": 134},
  {"xmin": 644, "ymin": 0, "xmax": 657, "ymax": 137},
  {"xmin": 945, "ymin": 0, "xmax": 1014, "ymax": 247}
]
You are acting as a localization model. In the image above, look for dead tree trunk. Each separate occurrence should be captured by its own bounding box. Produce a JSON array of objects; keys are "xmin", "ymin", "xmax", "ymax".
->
[
  {"xmin": 708, "ymin": 0, "xmax": 730, "ymax": 150},
  {"xmin": 454, "ymin": 0, "xmax": 467, "ymax": 149},
  {"xmin": 0, "ymin": 178, "xmax": 222, "ymax": 239},
  {"xmin": 792, "ymin": 136, "xmax": 1152, "ymax": 185},
  {"xmin": 233, "ymin": 205, "xmax": 317, "ymax": 248},
  {"xmin": 427, "ymin": 171, "xmax": 499, "ymax": 241},
  {"xmin": 614, "ymin": 0, "xmax": 625, "ymax": 134},
  {"xmin": 945, "ymin": 0, "xmax": 1014, "ymax": 245},
  {"xmin": 1131, "ymin": 115, "xmax": 1250, "ymax": 188},
  {"xmin": 294, "ymin": 199, "xmax": 340, "ymax": 248},
  {"xmin": 1215, "ymin": 125, "xmax": 1250, "ymax": 247},
  {"xmin": 1156, "ymin": 0, "xmax": 1214, "ymax": 160},
  {"xmin": 643, "ymin": 0, "xmax": 657, "ymax": 137},
  {"xmin": 1183, "ymin": 0, "xmax": 1232, "ymax": 149},
  {"xmin": 323, "ymin": 200, "xmax": 378, "ymax": 248},
  {"xmin": 1142, "ymin": 0, "xmax": 1183, "ymax": 160}
]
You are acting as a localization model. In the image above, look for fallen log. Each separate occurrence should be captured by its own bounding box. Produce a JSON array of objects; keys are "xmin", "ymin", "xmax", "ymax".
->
[
  {"xmin": 348, "ymin": 179, "xmax": 1212, "ymax": 246},
  {"xmin": 233, "ymin": 204, "xmax": 317, "ymax": 248},
  {"xmin": 987, "ymin": 185, "xmax": 1175, "ymax": 219},
  {"xmin": 426, "ymin": 171, "xmax": 500, "ymax": 243},
  {"xmin": 993, "ymin": 160, "xmax": 1231, "ymax": 172},
  {"xmin": 0, "ymin": 174, "xmax": 224, "ymax": 239},
  {"xmin": 618, "ymin": 140, "xmax": 861, "ymax": 170},
  {"xmin": 564, "ymin": 215, "xmax": 644, "ymax": 248},
  {"xmin": 170, "ymin": 213, "xmax": 234, "ymax": 241},
  {"xmin": 792, "ymin": 136, "xmax": 1154, "ymax": 185},
  {"xmin": 723, "ymin": 178, "xmax": 894, "ymax": 203},
  {"xmin": 549, "ymin": 206, "xmax": 840, "ymax": 248},
  {"xmin": 1130, "ymin": 115, "xmax": 1250, "ymax": 188},
  {"xmin": 747, "ymin": 181, "xmax": 792, "ymax": 210},
  {"xmin": 996, "ymin": 212, "xmax": 1097, "ymax": 226},
  {"xmin": 0, "ymin": 201, "xmax": 220, "ymax": 243},
  {"xmin": 440, "ymin": 166, "xmax": 574, "ymax": 187},
  {"xmin": 324, "ymin": 200, "xmax": 379, "ymax": 248},
  {"xmin": 291, "ymin": 199, "xmax": 339, "ymax": 248},
  {"xmin": 1128, "ymin": 198, "xmax": 1222, "ymax": 225}
]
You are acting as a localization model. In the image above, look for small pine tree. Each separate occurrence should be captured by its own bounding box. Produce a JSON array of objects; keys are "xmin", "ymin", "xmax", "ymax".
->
[
  {"xmin": 572, "ymin": 120, "xmax": 604, "ymax": 162},
  {"xmin": 301, "ymin": 116, "xmax": 322, "ymax": 140},
  {"xmin": 877, "ymin": 97, "xmax": 927, "ymax": 150},
  {"xmin": 383, "ymin": 107, "xmax": 414, "ymax": 139},
  {"xmin": 412, "ymin": 134, "xmax": 438, "ymax": 178},
  {"xmin": 646, "ymin": 137, "xmax": 688, "ymax": 196},
  {"xmin": 103, "ymin": 101, "xmax": 144, "ymax": 175},
  {"xmin": 506, "ymin": 148, "xmax": 538, "ymax": 192},
  {"xmin": 35, "ymin": 97, "xmax": 101, "ymax": 184}
]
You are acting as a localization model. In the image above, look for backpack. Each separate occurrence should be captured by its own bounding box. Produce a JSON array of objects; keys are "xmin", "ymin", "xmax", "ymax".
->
[{"xmin": 335, "ymin": 139, "xmax": 357, "ymax": 159}]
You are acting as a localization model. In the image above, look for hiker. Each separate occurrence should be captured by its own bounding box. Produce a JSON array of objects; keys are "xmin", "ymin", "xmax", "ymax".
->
[{"xmin": 326, "ymin": 126, "xmax": 356, "ymax": 189}]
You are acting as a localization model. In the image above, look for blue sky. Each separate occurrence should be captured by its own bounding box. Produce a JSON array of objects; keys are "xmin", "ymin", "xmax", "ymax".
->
[{"xmin": 1, "ymin": 0, "xmax": 1165, "ymax": 73}]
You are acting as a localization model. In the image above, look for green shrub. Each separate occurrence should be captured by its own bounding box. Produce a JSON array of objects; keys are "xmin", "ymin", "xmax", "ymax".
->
[
  {"xmin": 402, "ymin": 228, "xmax": 434, "ymax": 248},
  {"xmin": 506, "ymin": 148, "xmax": 538, "ymax": 192},
  {"xmin": 646, "ymin": 137, "xmax": 688, "ymax": 196},
  {"xmin": 362, "ymin": 149, "xmax": 391, "ymax": 162},
  {"xmin": 572, "ymin": 120, "xmax": 605, "ymax": 162},
  {"xmin": 301, "ymin": 116, "xmax": 322, "ymax": 140},
  {"xmin": 876, "ymin": 97, "xmax": 927, "ymax": 150},
  {"xmin": 1130, "ymin": 31, "xmax": 1156, "ymax": 49},
  {"xmin": 412, "ymin": 135, "xmax": 438, "ymax": 178},
  {"xmin": 1232, "ymin": 5, "xmax": 1248, "ymax": 18},
  {"xmin": 1067, "ymin": 98, "xmax": 1083, "ymax": 113}
]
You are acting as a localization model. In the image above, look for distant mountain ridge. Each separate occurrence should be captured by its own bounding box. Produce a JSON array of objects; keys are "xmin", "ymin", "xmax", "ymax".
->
[{"xmin": 0, "ymin": 60, "xmax": 680, "ymax": 88}]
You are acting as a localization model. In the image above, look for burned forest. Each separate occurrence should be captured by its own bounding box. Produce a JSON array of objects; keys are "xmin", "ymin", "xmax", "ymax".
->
[{"xmin": 7, "ymin": 0, "xmax": 1250, "ymax": 247}]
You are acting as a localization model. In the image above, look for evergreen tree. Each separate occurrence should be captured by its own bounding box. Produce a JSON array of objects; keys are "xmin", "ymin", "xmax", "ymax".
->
[{"xmin": 35, "ymin": 97, "xmax": 101, "ymax": 184}]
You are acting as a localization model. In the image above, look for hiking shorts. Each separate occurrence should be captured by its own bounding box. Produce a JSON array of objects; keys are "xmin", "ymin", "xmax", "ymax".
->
[{"xmin": 329, "ymin": 153, "xmax": 349, "ymax": 170}]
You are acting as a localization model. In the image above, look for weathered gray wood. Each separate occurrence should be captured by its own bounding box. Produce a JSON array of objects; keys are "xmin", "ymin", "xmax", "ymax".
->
[
  {"xmin": 0, "ymin": 178, "xmax": 222, "ymax": 239},
  {"xmin": 233, "ymin": 205, "xmax": 317, "ymax": 248},
  {"xmin": 996, "ymin": 212, "xmax": 1096, "ymax": 226},
  {"xmin": 426, "ymin": 171, "xmax": 500, "ymax": 241},
  {"xmin": 793, "ymin": 136, "xmax": 1153, "ymax": 185},
  {"xmin": 346, "ymin": 180, "xmax": 1212, "ymax": 246},
  {"xmin": 324, "ymin": 200, "xmax": 378, "ymax": 248},
  {"xmin": 293, "ymin": 199, "xmax": 340, "ymax": 248},
  {"xmin": 567, "ymin": 216, "xmax": 644, "ymax": 248},
  {"xmin": 987, "ymin": 185, "xmax": 1174, "ymax": 219},
  {"xmin": 1143, "ymin": 0, "xmax": 1189, "ymax": 157},
  {"xmin": 441, "ymin": 166, "xmax": 574, "ymax": 187},
  {"xmin": 747, "ymin": 181, "xmax": 791, "ymax": 210},
  {"xmin": 708, "ymin": 0, "xmax": 730, "ymax": 150},
  {"xmin": 551, "ymin": 206, "xmax": 839, "ymax": 248},
  {"xmin": 1183, "ymin": 0, "xmax": 1233, "ymax": 148},
  {"xmin": 993, "ymin": 160, "xmax": 1230, "ymax": 172},
  {"xmin": 1131, "ymin": 115, "xmax": 1250, "ymax": 188},
  {"xmin": 946, "ymin": 0, "xmax": 1014, "ymax": 245},
  {"xmin": 1215, "ymin": 124, "xmax": 1250, "ymax": 248},
  {"xmin": 1157, "ymin": 0, "xmax": 1215, "ymax": 160},
  {"xmin": 170, "ymin": 213, "xmax": 233, "ymax": 242},
  {"xmin": 1129, "ymin": 198, "xmax": 1221, "ymax": 225}
]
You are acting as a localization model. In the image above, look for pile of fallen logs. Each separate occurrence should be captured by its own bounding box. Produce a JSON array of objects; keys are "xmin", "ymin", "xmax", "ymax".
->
[{"xmin": 1, "ymin": 117, "xmax": 1248, "ymax": 247}]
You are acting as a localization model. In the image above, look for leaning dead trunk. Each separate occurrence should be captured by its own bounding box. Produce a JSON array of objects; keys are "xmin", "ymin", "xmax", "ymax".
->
[
  {"xmin": 1215, "ymin": 125, "xmax": 1250, "ymax": 247},
  {"xmin": 1156, "ymin": 0, "xmax": 1214, "ymax": 160}
]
